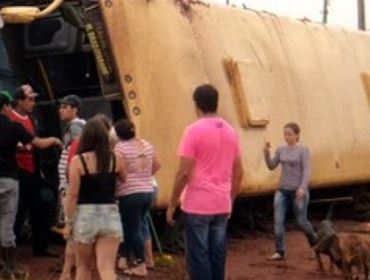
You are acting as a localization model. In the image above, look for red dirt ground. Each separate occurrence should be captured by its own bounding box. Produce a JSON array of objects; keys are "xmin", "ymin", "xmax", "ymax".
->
[{"xmin": 21, "ymin": 220, "xmax": 370, "ymax": 280}]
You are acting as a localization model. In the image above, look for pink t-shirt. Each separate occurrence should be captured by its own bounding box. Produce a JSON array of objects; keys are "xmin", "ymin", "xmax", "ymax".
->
[{"xmin": 178, "ymin": 117, "xmax": 240, "ymax": 215}]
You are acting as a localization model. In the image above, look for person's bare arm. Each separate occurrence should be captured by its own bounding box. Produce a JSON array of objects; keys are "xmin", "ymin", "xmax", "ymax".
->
[
  {"xmin": 15, "ymin": 121, "xmax": 62, "ymax": 150},
  {"xmin": 65, "ymin": 156, "xmax": 82, "ymax": 229},
  {"xmin": 264, "ymin": 142, "xmax": 280, "ymax": 170},
  {"xmin": 152, "ymin": 153, "xmax": 161, "ymax": 175},
  {"xmin": 114, "ymin": 153, "xmax": 127, "ymax": 183},
  {"xmin": 32, "ymin": 137, "xmax": 62, "ymax": 149},
  {"xmin": 166, "ymin": 157, "xmax": 194, "ymax": 226},
  {"xmin": 231, "ymin": 156, "xmax": 244, "ymax": 202}
]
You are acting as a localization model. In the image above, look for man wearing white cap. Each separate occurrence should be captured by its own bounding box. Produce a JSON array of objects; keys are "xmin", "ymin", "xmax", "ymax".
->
[
  {"xmin": 10, "ymin": 84, "xmax": 59, "ymax": 258},
  {"xmin": 0, "ymin": 91, "xmax": 61, "ymax": 278}
]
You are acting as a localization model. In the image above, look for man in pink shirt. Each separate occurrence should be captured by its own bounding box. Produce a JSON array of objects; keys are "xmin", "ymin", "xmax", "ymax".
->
[{"xmin": 167, "ymin": 85, "xmax": 244, "ymax": 280}]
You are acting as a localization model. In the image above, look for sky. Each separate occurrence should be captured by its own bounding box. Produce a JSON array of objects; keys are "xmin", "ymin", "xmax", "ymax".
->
[{"xmin": 207, "ymin": 0, "xmax": 370, "ymax": 30}]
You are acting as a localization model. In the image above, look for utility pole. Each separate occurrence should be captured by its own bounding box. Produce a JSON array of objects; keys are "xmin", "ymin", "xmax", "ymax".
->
[
  {"xmin": 357, "ymin": 0, "xmax": 366, "ymax": 30},
  {"xmin": 322, "ymin": 0, "xmax": 329, "ymax": 24}
]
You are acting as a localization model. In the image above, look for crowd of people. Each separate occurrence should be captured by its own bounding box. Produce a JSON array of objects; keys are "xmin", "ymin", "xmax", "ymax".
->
[{"xmin": 0, "ymin": 83, "xmax": 318, "ymax": 280}]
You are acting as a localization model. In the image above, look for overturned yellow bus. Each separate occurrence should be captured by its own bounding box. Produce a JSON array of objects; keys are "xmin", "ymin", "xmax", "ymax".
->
[{"xmin": 1, "ymin": 0, "xmax": 370, "ymax": 208}]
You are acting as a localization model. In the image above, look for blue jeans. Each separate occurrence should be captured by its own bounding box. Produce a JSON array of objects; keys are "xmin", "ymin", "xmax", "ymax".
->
[
  {"xmin": 118, "ymin": 192, "xmax": 152, "ymax": 263},
  {"xmin": 0, "ymin": 178, "xmax": 19, "ymax": 247},
  {"xmin": 184, "ymin": 213, "xmax": 228, "ymax": 280},
  {"xmin": 274, "ymin": 189, "xmax": 317, "ymax": 255},
  {"xmin": 140, "ymin": 188, "xmax": 158, "ymax": 241}
]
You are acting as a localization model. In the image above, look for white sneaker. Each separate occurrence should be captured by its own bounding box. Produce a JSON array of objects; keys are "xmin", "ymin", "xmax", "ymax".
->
[{"xmin": 269, "ymin": 252, "xmax": 284, "ymax": 261}]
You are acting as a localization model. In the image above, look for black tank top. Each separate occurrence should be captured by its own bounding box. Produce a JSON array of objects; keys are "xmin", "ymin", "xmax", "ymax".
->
[{"xmin": 77, "ymin": 154, "xmax": 117, "ymax": 204}]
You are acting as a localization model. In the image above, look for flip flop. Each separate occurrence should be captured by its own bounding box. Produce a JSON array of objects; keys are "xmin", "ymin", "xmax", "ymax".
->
[
  {"xmin": 117, "ymin": 257, "xmax": 129, "ymax": 272},
  {"xmin": 123, "ymin": 268, "xmax": 147, "ymax": 278},
  {"xmin": 145, "ymin": 262, "xmax": 155, "ymax": 270}
]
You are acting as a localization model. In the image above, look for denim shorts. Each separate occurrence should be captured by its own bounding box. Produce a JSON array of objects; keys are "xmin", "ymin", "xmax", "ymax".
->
[{"xmin": 73, "ymin": 204, "xmax": 123, "ymax": 244}]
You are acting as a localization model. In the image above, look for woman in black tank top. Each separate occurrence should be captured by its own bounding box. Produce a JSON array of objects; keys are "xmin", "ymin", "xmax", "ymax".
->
[
  {"xmin": 78, "ymin": 153, "xmax": 117, "ymax": 204},
  {"xmin": 64, "ymin": 117, "xmax": 126, "ymax": 280}
]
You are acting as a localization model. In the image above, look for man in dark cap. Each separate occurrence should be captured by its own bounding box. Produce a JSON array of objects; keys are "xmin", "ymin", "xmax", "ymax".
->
[
  {"xmin": 0, "ymin": 92, "xmax": 61, "ymax": 278},
  {"xmin": 57, "ymin": 94, "xmax": 85, "ymax": 201},
  {"xmin": 58, "ymin": 95, "xmax": 85, "ymax": 148},
  {"xmin": 10, "ymin": 84, "xmax": 62, "ymax": 258},
  {"xmin": 56, "ymin": 94, "xmax": 85, "ymax": 280},
  {"xmin": 57, "ymin": 94, "xmax": 85, "ymax": 227}
]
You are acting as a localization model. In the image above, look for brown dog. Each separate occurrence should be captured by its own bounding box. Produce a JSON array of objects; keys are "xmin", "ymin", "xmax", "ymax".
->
[
  {"xmin": 314, "ymin": 203, "xmax": 343, "ymax": 273},
  {"xmin": 342, "ymin": 234, "xmax": 370, "ymax": 280},
  {"xmin": 314, "ymin": 219, "xmax": 343, "ymax": 273}
]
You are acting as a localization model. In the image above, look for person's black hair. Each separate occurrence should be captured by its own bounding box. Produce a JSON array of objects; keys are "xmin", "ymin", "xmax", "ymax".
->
[
  {"xmin": 77, "ymin": 118, "xmax": 111, "ymax": 173},
  {"xmin": 193, "ymin": 84, "xmax": 219, "ymax": 113},
  {"xmin": 14, "ymin": 86, "xmax": 26, "ymax": 100},
  {"xmin": 11, "ymin": 87, "xmax": 25, "ymax": 108},
  {"xmin": 114, "ymin": 119, "xmax": 136, "ymax": 141}
]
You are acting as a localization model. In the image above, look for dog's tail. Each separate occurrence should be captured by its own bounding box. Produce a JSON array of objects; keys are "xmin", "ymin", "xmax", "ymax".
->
[{"xmin": 325, "ymin": 202, "xmax": 335, "ymax": 220}]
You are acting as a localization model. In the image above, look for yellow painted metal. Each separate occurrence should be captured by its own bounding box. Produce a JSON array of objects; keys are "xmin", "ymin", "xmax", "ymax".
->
[
  {"xmin": 224, "ymin": 57, "xmax": 270, "ymax": 127},
  {"xmin": 99, "ymin": 0, "xmax": 370, "ymax": 207},
  {"xmin": 361, "ymin": 72, "xmax": 370, "ymax": 106}
]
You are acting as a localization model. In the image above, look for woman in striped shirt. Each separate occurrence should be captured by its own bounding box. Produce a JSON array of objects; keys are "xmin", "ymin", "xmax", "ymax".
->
[{"xmin": 114, "ymin": 119, "xmax": 161, "ymax": 277}]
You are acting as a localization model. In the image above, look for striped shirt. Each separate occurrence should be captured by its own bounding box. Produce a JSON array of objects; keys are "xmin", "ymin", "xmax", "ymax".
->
[
  {"xmin": 58, "ymin": 147, "xmax": 70, "ymax": 189},
  {"xmin": 114, "ymin": 139, "xmax": 155, "ymax": 196},
  {"xmin": 58, "ymin": 118, "xmax": 85, "ymax": 190}
]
